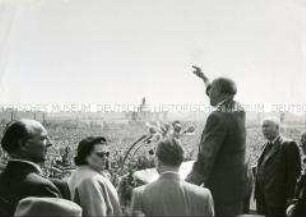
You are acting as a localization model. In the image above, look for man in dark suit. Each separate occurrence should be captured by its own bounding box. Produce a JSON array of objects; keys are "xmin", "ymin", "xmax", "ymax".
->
[
  {"xmin": 186, "ymin": 66, "xmax": 247, "ymax": 216},
  {"xmin": 287, "ymin": 131, "xmax": 306, "ymax": 217},
  {"xmin": 300, "ymin": 131, "xmax": 306, "ymax": 170},
  {"xmin": 286, "ymin": 131, "xmax": 306, "ymax": 217},
  {"xmin": 255, "ymin": 117, "xmax": 301, "ymax": 217},
  {"xmin": 0, "ymin": 119, "xmax": 62, "ymax": 216},
  {"xmin": 131, "ymin": 138, "xmax": 215, "ymax": 216}
]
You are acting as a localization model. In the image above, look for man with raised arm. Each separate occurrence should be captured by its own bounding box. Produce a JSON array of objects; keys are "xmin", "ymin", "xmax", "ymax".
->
[{"xmin": 186, "ymin": 65, "xmax": 247, "ymax": 216}]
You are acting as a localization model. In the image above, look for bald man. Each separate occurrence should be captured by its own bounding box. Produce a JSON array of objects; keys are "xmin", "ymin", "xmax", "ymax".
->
[
  {"xmin": 255, "ymin": 118, "xmax": 301, "ymax": 217},
  {"xmin": 0, "ymin": 119, "xmax": 62, "ymax": 216}
]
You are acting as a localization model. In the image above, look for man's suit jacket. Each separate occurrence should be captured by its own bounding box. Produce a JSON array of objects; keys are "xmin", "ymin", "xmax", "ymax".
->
[
  {"xmin": 255, "ymin": 136, "xmax": 301, "ymax": 208},
  {"xmin": 50, "ymin": 179, "xmax": 71, "ymax": 200},
  {"xmin": 131, "ymin": 172, "xmax": 215, "ymax": 216},
  {"xmin": 290, "ymin": 171, "xmax": 306, "ymax": 217},
  {"xmin": 0, "ymin": 161, "xmax": 61, "ymax": 216},
  {"xmin": 187, "ymin": 99, "xmax": 247, "ymax": 205}
]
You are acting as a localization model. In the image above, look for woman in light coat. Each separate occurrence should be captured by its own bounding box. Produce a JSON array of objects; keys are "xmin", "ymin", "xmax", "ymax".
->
[{"xmin": 68, "ymin": 136, "xmax": 121, "ymax": 217}]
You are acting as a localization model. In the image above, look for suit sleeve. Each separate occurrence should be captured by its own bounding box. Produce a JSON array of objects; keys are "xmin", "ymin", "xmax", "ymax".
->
[
  {"xmin": 34, "ymin": 181, "xmax": 62, "ymax": 198},
  {"xmin": 131, "ymin": 187, "xmax": 143, "ymax": 213},
  {"xmin": 187, "ymin": 112, "xmax": 227, "ymax": 185},
  {"xmin": 285, "ymin": 141, "xmax": 301, "ymax": 201},
  {"xmin": 50, "ymin": 179, "xmax": 71, "ymax": 200},
  {"xmin": 204, "ymin": 190, "xmax": 215, "ymax": 217}
]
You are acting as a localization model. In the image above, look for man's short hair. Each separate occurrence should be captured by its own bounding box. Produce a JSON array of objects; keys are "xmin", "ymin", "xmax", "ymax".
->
[
  {"xmin": 74, "ymin": 136, "xmax": 107, "ymax": 166},
  {"xmin": 210, "ymin": 77, "xmax": 237, "ymax": 96},
  {"xmin": 261, "ymin": 116, "xmax": 281, "ymax": 128},
  {"xmin": 156, "ymin": 138, "xmax": 184, "ymax": 167},
  {"xmin": 1, "ymin": 119, "xmax": 45, "ymax": 155},
  {"xmin": 1, "ymin": 120, "xmax": 29, "ymax": 154}
]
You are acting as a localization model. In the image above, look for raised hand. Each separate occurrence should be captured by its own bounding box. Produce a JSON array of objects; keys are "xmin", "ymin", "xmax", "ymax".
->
[
  {"xmin": 192, "ymin": 65, "xmax": 205, "ymax": 79},
  {"xmin": 191, "ymin": 65, "xmax": 210, "ymax": 86}
]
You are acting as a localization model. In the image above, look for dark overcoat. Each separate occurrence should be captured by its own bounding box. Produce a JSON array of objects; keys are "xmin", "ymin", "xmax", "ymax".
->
[
  {"xmin": 255, "ymin": 136, "xmax": 301, "ymax": 210},
  {"xmin": 187, "ymin": 99, "xmax": 247, "ymax": 206},
  {"xmin": 0, "ymin": 161, "xmax": 61, "ymax": 216}
]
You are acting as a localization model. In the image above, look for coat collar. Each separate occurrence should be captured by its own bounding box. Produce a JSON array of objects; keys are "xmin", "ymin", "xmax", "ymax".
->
[
  {"xmin": 5, "ymin": 160, "xmax": 43, "ymax": 175},
  {"xmin": 258, "ymin": 136, "xmax": 283, "ymax": 167},
  {"xmin": 216, "ymin": 99, "xmax": 244, "ymax": 113},
  {"xmin": 158, "ymin": 171, "xmax": 180, "ymax": 181}
]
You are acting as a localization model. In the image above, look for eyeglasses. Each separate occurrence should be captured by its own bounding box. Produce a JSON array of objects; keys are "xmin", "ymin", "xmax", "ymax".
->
[{"xmin": 95, "ymin": 151, "xmax": 110, "ymax": 158}]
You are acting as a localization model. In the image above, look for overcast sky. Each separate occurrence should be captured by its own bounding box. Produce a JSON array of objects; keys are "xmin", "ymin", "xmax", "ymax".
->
[{"xmin": 0, "ymin": 0, "xmax": 305, "ymax": 110}]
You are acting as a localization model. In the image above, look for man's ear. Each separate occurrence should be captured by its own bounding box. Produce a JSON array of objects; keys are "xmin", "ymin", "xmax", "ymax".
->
[{"xmin": 18, "ymin": 138, "xmax": 29, "ymax": 152}]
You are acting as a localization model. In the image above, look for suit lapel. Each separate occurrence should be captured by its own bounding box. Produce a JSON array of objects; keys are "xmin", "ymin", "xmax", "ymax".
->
[
  {"xmin": 261, "ymin": 136, "xmax": 282, "ymax": 167},
  {"xmin": 258, "ymin": 142, "xmax": 270, "ymax": 167}
]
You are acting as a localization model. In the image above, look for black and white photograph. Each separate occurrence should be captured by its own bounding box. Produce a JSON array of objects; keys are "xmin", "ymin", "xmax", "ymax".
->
[{"xmin": 0, "ymin": 0, "xmax": 305, "ymax": 216}]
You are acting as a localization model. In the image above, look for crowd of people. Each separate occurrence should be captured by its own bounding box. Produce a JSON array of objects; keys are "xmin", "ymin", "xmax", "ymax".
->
[{"xmin": 0, "ymin": 66, "xmax": 306, "ymax": 217}]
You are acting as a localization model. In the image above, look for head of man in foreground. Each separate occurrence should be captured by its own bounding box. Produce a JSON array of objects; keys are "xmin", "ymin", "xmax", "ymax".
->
[
  {"xmin": 261, "ymin": 117, "xmax": 281, "ymax": 142},
  {"xmin": 207, "ymin": 77, "xmax": 237, "ymax": 107},
  {"xmin": 1, "ymin": 119, "xmax": 51, "ymax": 164},
  {"xmin": 154, "ymin": 138, "xmax": 184, "ymax": 174}
]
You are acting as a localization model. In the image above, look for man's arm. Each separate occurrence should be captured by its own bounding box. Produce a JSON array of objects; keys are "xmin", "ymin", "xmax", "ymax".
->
[
  {"xmin": 191, "ymin": 65, "xmax": 212, "ymax": 96},
  {"xmin": 130, "ymin": 187, "xmax": 144, "ymax": 214},
  {"xmin": 192, "ymin": 65, "xmax": 210, "ymax": 86},
  {"xmin": 33, "ymin": 178, "xmax": 62, "ymax": 198},
  {"xmin": 204, "ymin": 189, "xmax": 215, "ymax": 217},
  {"xmin": 186, "ymin": 112, "xmax": 227, "ymax": 185}
]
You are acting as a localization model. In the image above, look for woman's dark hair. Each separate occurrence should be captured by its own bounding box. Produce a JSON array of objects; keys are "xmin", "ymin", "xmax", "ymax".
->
[{"xmin": 74, "ymin": 136, "xmax": 107, "ymax": 166}]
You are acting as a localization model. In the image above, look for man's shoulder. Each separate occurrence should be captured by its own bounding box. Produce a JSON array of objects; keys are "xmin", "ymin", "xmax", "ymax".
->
[
  {"xmin": 133, "ymin": 179, "xmax": 167, "ymax": 196},
  {"xmin": 26, "ymin": 172, "xmax": 57, "ymax": 188},
  {"xmin": 132, "ymin": 184, "xmax": 148, "ymax": 197},
  {"xmin": 279, "ymin": 136, "xmax": 298, "ymax": 147},
  {"xmin": 181, "ymin": 181, "xmax": 212, "ymax": 198},
  {"xmin": 210, "ymin": 108, "xmax": 244, "ymax": 119},
  {"xmin": 134, "ymin": 179, "xmax": 211, "ymax": 198},
  {"xmin": 207, "ymin": 111, "xmax": 224, "ymax": 123},
  {"xmin": 133, "ymin": 184, "xmax": 147, "ymax": 192}
]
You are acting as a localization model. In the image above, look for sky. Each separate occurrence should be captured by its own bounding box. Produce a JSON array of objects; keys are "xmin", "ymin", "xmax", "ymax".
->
[{"xmin": 0, "ymin": 0, "xmax": 305, "ymax": 111}]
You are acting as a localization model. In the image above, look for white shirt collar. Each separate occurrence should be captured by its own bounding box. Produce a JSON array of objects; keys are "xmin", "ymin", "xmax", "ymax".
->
[
  {"xmin": 216, "ymin": 99, "xmax": 228, "ymax": 109},
  {"xmin": 160, "ymin": 171, "xmax": 179, "ymax": 176}
]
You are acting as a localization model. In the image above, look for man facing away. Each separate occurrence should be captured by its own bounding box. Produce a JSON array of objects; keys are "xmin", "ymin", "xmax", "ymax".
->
[
  {"xmin": 255, "ymin": 117, "xmax": 301, "ymax": 217},
  {"xmin": 131, "ymin": 138, "xmax": 214, "ymax": 217},
  {"xmin": 0, "ymin": 119, "xmax": 62, "ymax": 216},
  {"xmin": 186, "ymin": 66, "xmax": 247, "ymax": 216}
]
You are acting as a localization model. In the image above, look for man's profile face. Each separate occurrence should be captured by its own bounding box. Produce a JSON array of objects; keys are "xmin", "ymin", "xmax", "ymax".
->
[
  {"xmin": 207, "ymin": 83, "xmax": 220, "ymax": 107},
  {"xmin": 24, "ymin": 124, "xmax": 51, "ymax": 163},
  {"xmin": 261, "ymin": 120, "xmax": 279, "ymax": 141}
]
